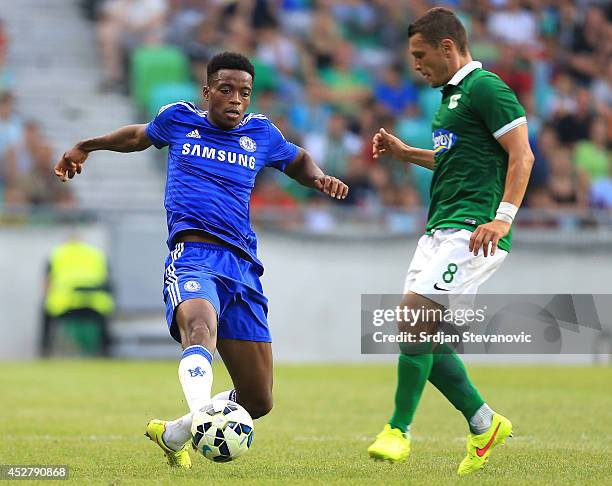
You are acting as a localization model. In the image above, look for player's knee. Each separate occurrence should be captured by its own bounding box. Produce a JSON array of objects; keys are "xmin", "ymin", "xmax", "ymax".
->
[
  {"xmin": 243, "ymin": 394, "xmax": 273, "ymax": 419},
  {"xmin": 177, "ymin": 300, "xmax": 218, "ymax": 348},
  {"xmin": 179, "ymin": 315, "xmax": 217, "ymax": 347}
]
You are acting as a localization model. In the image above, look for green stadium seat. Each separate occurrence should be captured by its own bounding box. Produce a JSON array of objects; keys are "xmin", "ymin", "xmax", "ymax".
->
[
  {"xmin": 131, "ymin": 45, "xmax": 190, "ymax": 110},
  {"xmin": 250, "ymin": 59, "xmax": 279, "ymax": 94},
  {"xmin": 148, "ymin": 82, "xmax": 201, "ymax": 118}
]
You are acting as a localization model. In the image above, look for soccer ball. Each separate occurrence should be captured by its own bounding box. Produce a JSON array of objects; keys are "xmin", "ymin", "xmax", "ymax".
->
[{"xmin": 191, "ymin": 400, "xmax": 254, "ymax": 462}]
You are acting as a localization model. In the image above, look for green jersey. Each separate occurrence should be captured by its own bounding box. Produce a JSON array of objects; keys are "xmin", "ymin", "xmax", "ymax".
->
[{"xmin": 427, "ymin": 61, "xmax": 526, "ymax": 252}]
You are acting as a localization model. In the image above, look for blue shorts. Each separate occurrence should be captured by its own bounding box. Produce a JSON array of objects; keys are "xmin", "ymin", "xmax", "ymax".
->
[{"xmin": 163, "ymin": 242, "xmax": 270, "ymax": 343}]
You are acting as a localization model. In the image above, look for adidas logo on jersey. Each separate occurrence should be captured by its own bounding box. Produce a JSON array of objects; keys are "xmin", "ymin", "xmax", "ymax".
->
[{"xmin": 186, "ymin": 129, "xmax": 201, "ymax": 139}]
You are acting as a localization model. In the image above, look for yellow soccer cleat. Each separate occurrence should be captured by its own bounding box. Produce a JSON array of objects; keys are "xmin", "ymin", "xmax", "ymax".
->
[
  {"xmin": 145, "ymin": 419, "xmax": 192, "ymax": 469},
  {"xmin": 367, "ymin": 424, "xmax": 411, "ymax": 463},
  {"xmin": 457, "ymin": 413, "xmax": 512, "ymax": 475}
]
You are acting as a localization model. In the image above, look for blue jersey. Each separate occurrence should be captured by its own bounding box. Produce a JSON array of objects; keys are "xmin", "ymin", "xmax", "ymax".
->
[{"xmin": 146, "ymin": 101, "xmax": 299, "ymax": 274}]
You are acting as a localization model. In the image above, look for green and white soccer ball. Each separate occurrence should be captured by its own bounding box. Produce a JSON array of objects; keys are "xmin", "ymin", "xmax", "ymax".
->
[{"xmin": 191, "ymin": 400, "xmax": 254, "ymax": 462}]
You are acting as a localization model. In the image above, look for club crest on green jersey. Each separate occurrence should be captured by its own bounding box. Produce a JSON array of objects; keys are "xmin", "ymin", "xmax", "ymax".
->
[
  {"xmin": 448, "ymin": 94, "xmax": 462, "ymax": 109},
  {"xmin": 433, "ymin": 129, "xmax": 457, "ymax": 154}
]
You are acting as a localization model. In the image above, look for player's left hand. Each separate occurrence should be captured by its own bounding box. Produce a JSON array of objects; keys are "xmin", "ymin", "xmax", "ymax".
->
[
  {"xmin": 54, "ymin": 146, "xmax": 88, "ymax": 182},
  {"xmin": 314, "ymin": 175, "xmax": 349, "ymax": 200},
  {"xmin": 469, "ymin": 220, "xmax": 510, "ymax": 257}
]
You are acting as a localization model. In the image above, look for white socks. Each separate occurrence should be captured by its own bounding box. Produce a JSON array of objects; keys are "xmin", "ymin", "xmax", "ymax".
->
[
  {"xmin": 469, "ymin": 403, "xmax": 494, "ymax": 435},
  {"xmin": 163, "ymin": 344, "xmax": 235, "ymax": 452},
  {"xmin": 178, "ymin": 345, "xmax": 214, "ymax": 413}
]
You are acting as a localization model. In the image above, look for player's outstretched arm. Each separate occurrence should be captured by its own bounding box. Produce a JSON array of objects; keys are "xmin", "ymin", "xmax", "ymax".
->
[
  {"xmin": 372, "ymin": 128, "xmax": 435, "ymax": 170},
  {"xmin": 284, "ymin": 148, "xmax": 349, "ymax": 200},
  {"xmin": 54, "ymin": 124, "xmax": 152, "ymax": 182},
  {"xmin": 469, "ymin": 124, "xmax": 535, "ymax": 257}
]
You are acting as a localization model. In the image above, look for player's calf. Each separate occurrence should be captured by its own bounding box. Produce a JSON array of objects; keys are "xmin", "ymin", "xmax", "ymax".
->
[{"xmin": 238, "ymin": 392, "xmax": 273, "ymax": 419}]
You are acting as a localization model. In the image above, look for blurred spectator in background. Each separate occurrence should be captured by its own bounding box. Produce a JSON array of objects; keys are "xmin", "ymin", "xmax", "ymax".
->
[
  {"xmin": 592, "ymin": 62, "xmax": 612, "ymax": 113},
  {"xmin": 0, "ymin": 92, "xmax": 22, "ymax": 200},
  {"xmin": 469, "ymin": 15, "xmax": 500, "ymax": 65},
  {"xmin": 553, "ymin": 86, "xmax": 595, "ymax": 145},
  {"xmin": 255, "ymin": 19, "xmax": 304, "ymax": 99},
  {"xmin": 487, "ymin": 0, "xmax": 539, "ymax": 49},
  {"xmin": 0, "ymin": 92, "xmax": 21, "ymax": 158},
  {"xmin": 3, "ymin": 120, "xmax": 42, "ymax": 206},
  {"xmin": 303, "ymin": 112, "xmax": 362, "ymax": 179},
  {"xmin": 549, "ymin": 71, "xmax": 577, "ymax": 119},
  {"xmin": 164, "ymin": 0, "xmax": 206, "ymax": 52},
  {"xmin": 277, "ymin": 0, "xmax": 313, "ymax": 38},
  {"xmin": 41, "ymin": 236, "xmax": 114, "ymax": 357},
  {"xmin": 547, "ymin": 146, "xmax": 589, "ymax": 209},
  {"xmin": 3, "ymin": 119, "xmax": 74, "ymax": 210},
  {"xmin": 222, "ymin": 15, "xmax": 255, "ymax": 57},
  {"xmin": 566, "ymin": 5, "xmax": 609, "ymax": 85},
  {"xmin": 373, "ymin": 63, "xmax": 419, "ymax": 118},
  {"xmin": 491, "ymin": 44, "xmax": 533, "ymax": 103},
  {"xmin": 319, "ymin": 40, "xmax": 371, "ymax": 118},
  {"xmin": 527, "ymin": 123, "xmax": 555, "ymax": 197},
  {"xmin": 6, "ymin": 142, "xmax": 75, "ymax": 209},
  {"xmin": 183, "ymin": 16, "xmax": 222, "ymax": 84},
  {"xmin": 303, "ymin": 7, "xmax": 343, "ymax": 72},
  {"xmin": 97, "ymin": 0, "xmax": 168, "ymax": 92},
  {"xmin": 288, "ymin": 81, "xmax": 332, "ymax": 136},
  {"xmin": 0, "ymin": 19, "xmax": 14, "ymax": 93},
  {"xmin": 342, "ymin": 154, "xmax": 378, "ymax": 207},
  {"xmin": 223, "ymin": 0, "xmax": 277, "ymax": 30},
  {"xmin": 574, "ymin": 117, "xmax": 610, "ymax": 181}
]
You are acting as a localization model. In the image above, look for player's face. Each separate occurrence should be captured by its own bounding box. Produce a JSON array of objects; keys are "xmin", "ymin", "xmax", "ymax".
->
[
  {"xmin": 409, "ymin": 33, "xmax": 451, "ymax": 88},
  {"xmin": 204, "ymin": 69, "xmax": 253, "ymax": 129}
]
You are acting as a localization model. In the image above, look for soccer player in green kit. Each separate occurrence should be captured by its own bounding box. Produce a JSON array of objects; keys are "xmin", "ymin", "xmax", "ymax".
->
[{"xmin": 367, "ymin": 8, "xmax": 534, "ymax": 475}]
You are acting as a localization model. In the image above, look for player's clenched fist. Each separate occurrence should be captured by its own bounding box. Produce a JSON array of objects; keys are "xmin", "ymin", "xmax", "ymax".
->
[
  {"xmin": 372, "ymin": 127, "xmax": 406, "ymax": 160},
  {"xmin": 314, "ymin": 175, "xmax": 349, "ymax": 200},
  {"xmin": 54, "ymin": 146, "xmax": 88, "ymax": 182}
]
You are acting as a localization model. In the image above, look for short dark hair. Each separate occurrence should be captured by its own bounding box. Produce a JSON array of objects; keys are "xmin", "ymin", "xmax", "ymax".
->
[
  {"xmin": 206, "ymin": 51, "xmax": 255, "ymax": 82},
  {"xmin": 408, "ymin": 7, "xmax": 468, "ymax": 54}
]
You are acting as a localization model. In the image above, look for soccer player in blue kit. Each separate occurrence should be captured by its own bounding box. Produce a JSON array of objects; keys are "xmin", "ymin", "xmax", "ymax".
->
[{"xmin": 54, "ymin": 52, "xmax": 349, "ymax": 468}]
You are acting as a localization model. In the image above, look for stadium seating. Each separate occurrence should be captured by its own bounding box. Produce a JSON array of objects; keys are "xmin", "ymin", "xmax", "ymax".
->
[{"xmin": 131, "ymin": 45, "xmax": 190, "ymax": 112}]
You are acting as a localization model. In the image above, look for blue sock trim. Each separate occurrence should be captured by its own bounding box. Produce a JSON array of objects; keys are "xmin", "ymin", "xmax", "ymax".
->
[{"xmin": 181, "ymin": 345, "xmax": 213, "ymax": 364}]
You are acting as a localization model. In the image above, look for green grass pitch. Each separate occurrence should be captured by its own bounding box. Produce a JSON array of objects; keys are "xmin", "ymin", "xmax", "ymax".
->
[{"xmin": 1, "ymin": 361, "xmax": 611, "ymax": 485}]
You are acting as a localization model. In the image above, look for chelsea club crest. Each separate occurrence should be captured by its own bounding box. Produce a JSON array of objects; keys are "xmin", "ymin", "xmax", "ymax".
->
[
  {"xmin": 184, "ymin": 280, "xmax": 201, "ymax": 292},
  {"xmin": 239, "ymin": 136, "xmax": 257, "ymax": 152}
]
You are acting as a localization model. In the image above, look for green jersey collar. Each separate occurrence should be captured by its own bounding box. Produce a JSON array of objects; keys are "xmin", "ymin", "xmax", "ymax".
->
[{"xmin": 446, "ymin": 61, "xmax": 482, "ymax": 87}]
